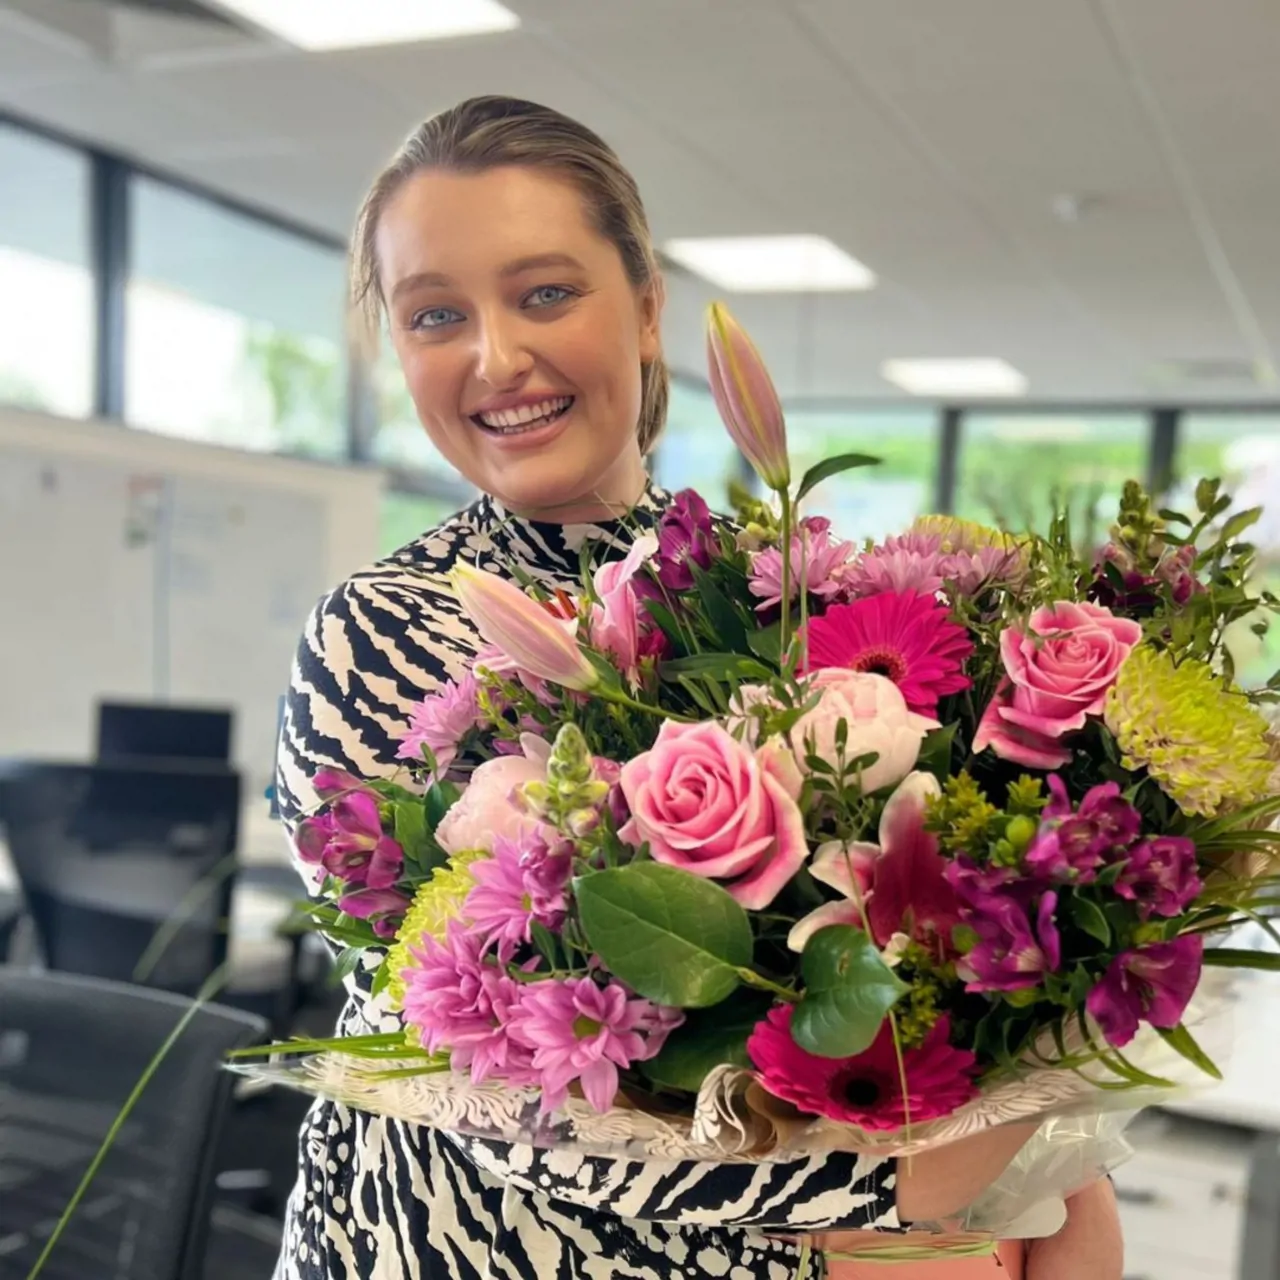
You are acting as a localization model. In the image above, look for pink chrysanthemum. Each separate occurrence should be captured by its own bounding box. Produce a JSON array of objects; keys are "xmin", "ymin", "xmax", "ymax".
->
[
  {"xmin": 843, "ymin": 533, "xmax": 950, "ymax": 598},
  {"xmin": 462, "ymin": 831, "xmax": 573, "ymax": 957},
  {"xmin": 748, "ymin": 517, "xmax": 855, "ymax": 611},
  {"xmin": 401, "ymin": 920, "xmax": 534, "ymax": 1085},
  {"xmin": 506, "ymin": 977, "xmax": 682, "ymax": 1114},
  {"xmin": 747, "ymin": 1006, "xmax": 978, "ymax": 1131},
  {"xmin": 801, "ymin": 592, "xmax": 973, "ymax": 717},
  {"xmin": 397, "ymin": 674, "xmax": 482, "ymax": 775}
]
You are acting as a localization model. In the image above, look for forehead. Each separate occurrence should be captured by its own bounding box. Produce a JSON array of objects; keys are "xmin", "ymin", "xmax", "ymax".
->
[{"xmin": 376, "ymin": 166, "xmax": 607, "ymax": 282}]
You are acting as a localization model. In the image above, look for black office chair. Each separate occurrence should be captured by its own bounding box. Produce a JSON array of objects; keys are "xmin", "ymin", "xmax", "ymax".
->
[
  {"xmin": 0, "ymin": 760, "xmax": 241, "ymax": 996},
  {"xmin": 0, "ymin": 967, "xmax": 266, "ymax": 1280}
]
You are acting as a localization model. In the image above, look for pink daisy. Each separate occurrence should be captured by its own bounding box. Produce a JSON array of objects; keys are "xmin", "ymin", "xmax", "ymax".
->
[
  {"xmin": 396, "ymin": 674, "xmax": 482, "ymax": 775},
  {"xmin": 747, "ymin": 1006, "xmax": 978, "ymax": 1131},
  {"xmin": 748, "ymin": 517, "xmax": 855, "ymax": 612},
  {"xmin": 506, "ymin": 977, "xmax": 682, "ymax": 1114},
  {"xmin": 462, "ymin": 831, "xmax": 573, "ymax": 958},
  {"xmin": 843, "ymin": 532, "xmax": 950, "ymax": 598},
  {"xmin": 800, "ymin": 592, "xmax": 973, "ymax": 717}
]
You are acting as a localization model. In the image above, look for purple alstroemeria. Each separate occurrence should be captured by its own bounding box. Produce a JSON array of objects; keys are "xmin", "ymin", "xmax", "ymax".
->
[
  {"xmin": 653, "ymin": 489, "xmax": 717, "ymax": 592},
  {"xmin": 1024, "ymin": 776, "xmax": 1142, "ymax": 885},
  {"xmin": 958, "ymin": 891, "xmax": 1062, "ymax": 992},
  {"xmin": 1085, "ymin": 936, "xmax": 1204, "ymax": 1047},
  {"xmin": 337, "ymin": 886, "xmax": 411, "ymax": 939},
  {"xmin": 1116, "ymin": 836, "xmax": 1203, "ymax": 919},
  {"xmin": 295, "ymin": 790, "xmax": 404, "ymax": 890}
]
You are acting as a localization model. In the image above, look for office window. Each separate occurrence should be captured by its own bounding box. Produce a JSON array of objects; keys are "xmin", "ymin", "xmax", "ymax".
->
[
  {"xmin": 0, "ymin": 123, "xmax": 93, "ymax": 417},
  {"xmin": 1176, "ymin": 414, "xmax": 1280, "ymax": 689},
  {"xmin": 380, "ymin": 489, "xmax": 463, "ymax": 556},
  {"xmin": 787, "ymin": 407, "xmax": 939, "ymax": 543},
  {"xmin": 955, "ymin": 413, "xmax": 1148, "ymax": 543},
  {"xmin": 653, "ymin": 380, "xmax": 744, "ymax": 508},
  {"xmin": 126, "ymin": 178, "xmax": 347, "ymax": 458}
]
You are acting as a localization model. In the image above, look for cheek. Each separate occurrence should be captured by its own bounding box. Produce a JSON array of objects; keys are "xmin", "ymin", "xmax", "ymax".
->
[{"xmin": 399, "ymin": 345, "xmax": 464, "ymax": 427}]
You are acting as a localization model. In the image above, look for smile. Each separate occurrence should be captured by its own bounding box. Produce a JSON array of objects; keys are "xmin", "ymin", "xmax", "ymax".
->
[{"xmin": 471, "ymin": 396, "xmax": 574, "ymax": 436}]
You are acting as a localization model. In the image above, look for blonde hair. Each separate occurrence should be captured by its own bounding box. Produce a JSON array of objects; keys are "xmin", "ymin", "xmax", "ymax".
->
[{"xmin": 351, "ymin": 95, "xmax": 669, "ymax": 453}]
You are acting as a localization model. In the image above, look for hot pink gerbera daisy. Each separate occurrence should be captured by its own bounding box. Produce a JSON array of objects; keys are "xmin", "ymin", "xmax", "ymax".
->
[
  {"xmin": 746, "ymin": 1006, "xmax": 978, "ymax": 1131},
  {"xmin": 800, "ymin": 592, "xmax": 973, "ymax": 717}
]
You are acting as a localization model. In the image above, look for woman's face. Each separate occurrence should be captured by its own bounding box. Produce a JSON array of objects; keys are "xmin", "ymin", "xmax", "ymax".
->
[{"xmin": 377, "ymin": 165, "xmax": 661, "ymax": 520}]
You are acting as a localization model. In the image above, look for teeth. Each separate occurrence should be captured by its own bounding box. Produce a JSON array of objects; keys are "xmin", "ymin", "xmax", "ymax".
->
[{"xmin": 477, "ymin": 397, "xmax": 572, "ymax": 430}]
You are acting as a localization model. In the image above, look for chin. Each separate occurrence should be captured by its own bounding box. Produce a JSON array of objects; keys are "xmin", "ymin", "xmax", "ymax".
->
[{"xmin": 486, "ymin": 455, "xmax": 600, "ymax": 517}]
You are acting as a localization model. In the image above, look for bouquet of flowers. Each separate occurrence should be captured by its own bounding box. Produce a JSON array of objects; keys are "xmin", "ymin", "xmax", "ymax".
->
[{"xmin": 235, "ymin": 304, "xmax": 1280, "ymax": 1241}]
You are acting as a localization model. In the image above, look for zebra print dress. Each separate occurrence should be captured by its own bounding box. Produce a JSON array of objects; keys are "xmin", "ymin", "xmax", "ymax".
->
[{"xmin": 273, "ymin": 481, "xmax": 899, "ymax": 1279}]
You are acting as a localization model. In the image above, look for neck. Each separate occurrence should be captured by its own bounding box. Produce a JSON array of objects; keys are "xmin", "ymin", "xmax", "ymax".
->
[{"xmin": 504, "ymin": 450, "xmax": 650, "ymax": 525}]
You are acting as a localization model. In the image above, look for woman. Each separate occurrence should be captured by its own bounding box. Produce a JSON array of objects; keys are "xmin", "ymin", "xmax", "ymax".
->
[{"xmin": 275, "ymin": 95, "xmax": 1118, "ymax": 1279}]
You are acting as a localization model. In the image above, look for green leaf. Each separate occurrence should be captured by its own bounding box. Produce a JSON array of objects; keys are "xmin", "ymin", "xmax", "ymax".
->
[
  {"xmin": 747, "ymin": 622, "xmax": 782, "ymax": 666},
  {"xmin": 1195, "ymin": 478, "xmax": 1220, "ymax": 515},
  {"xmin": 641, "ymin": 990, "xmax": 773, "ymax": 1091},
  {"xmin": 530, "ymin": 921, "xmax": 561, "ymax": 969},
  {"xmin": 916, "ymin": 723, "xmax": 959, "ymax": 784},
  {"xmin": 1068, "ymin": 895, "xmax": 1112, "ymax": 946},
  {"xmin": 393, "ymin": 800, "xmax": 431, "ymax": 864},
  {"xmin": 575, "ymin": 863, "xmax": 754, "ymax": 1008},
  {"xmin": 1156, "ymin": 509, "xmax": 1193, "ymax": 527},
  {"xmin": 1157, "ymin": 1023, "xmax": 1223, "ymax": 1081},
  {"xmin": 643, "ymin": 598, "xmax": 693, "ymax": 654},
  {"xmin": 791, "ymin": 926, "xmax": 909, "ymax": 1059},
  {"xmin": 1203, "ymin": 947, "xmax": 1280, "ymax": 971},
  {"xmin": 1220, "ymin": 507, "xmax": 1262, "ymax": 543},
  {"xmin": 690, "ymin": 564, "xmax": 750, "ymax": 652},
  {"xmin": 370, "ymin": 960, "xmax": 394, "ymax": 998},
  {"xmin": 424, "ymin": 780, "xmax": 460, "ymax": 833},
  {"xmin": 659, "ymin": 653, "xmax": 772, "ymax": 682},
  {"xmin": 331, "ymin": 946, "xmax": 364, "ymax": 982},
  {"xmin": 795, "ymin": 452, "xmax": 881, "ymax": 504}
]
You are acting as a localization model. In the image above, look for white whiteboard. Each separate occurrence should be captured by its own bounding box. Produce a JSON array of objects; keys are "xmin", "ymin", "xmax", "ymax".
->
[{"xmin": 0, "ymin": 410, "xmax": 382, "ymax": 799}]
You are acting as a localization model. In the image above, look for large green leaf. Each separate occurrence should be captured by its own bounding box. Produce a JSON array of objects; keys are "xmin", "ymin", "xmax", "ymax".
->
[
  {"xmin": 915, "ymin": 723, "xmax": 958, "ymax": 784},
  {"xmin": 795, "ymin": 453, "xmax": 881, "ymax": 504},
  {"xmin": 689, "ymin": 564, "xmax": 750, "ymax": 652},
  {"xmin": 575, "ymin": 863, "xmax": 753, "ymax": 1007},
  {"xmin": 791, "ymin": 925, "xmax": 908, "ymax": 1059},
  {"xmin": 641, "ymin": 990, "xmax": 773, "ymax": 1092}
]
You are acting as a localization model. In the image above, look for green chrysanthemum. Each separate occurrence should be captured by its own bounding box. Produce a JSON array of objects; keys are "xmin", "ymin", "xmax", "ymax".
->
[
  {"xmin": 383, "ymin": 849, "xmax": 488, "ymax": 1008},
  {"xmin": 1104, "ymin": 646, "xmax": 1273, "ymax": 817}
]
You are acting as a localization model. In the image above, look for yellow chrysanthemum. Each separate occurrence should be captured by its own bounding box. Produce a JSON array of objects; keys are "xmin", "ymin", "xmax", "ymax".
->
[
  {"xmin": 383, "ymin": 849, "xmax": 488, "ymax": 1008},
  {"xmin": 910, "ymin": 514, "xmax": 1021, "ymax": 555},
  {"xmin": 1104, "ymin": 646, "xmax": 1273, "ymax": 817}
]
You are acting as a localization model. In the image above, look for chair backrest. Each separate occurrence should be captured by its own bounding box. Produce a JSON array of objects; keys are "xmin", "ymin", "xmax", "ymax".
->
[
  {"xmin": 0, "ymin": 967, "xmax": 266, "ymax": 1280},
  {"xmin": 0, "ymin": 761, "xmax": 241, "ymax": 994},
  {"xmin": 96, "ymin": 701, "xmax": 234, "ymax": 767}
]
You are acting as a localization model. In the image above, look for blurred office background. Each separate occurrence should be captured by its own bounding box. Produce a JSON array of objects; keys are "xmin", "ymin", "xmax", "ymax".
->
[{"xmin": 0, "ymin": 2, "xmax": 1278, "ymax": 1277}]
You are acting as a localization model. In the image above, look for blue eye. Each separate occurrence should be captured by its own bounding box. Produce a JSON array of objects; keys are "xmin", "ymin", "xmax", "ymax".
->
[
  {"xmin": 524, "ymin": 284, "xmax": 575, "ymax": 309},
  {"xmin": 410, "ymin": 306, "xmax": 464, "ymax": 331}
]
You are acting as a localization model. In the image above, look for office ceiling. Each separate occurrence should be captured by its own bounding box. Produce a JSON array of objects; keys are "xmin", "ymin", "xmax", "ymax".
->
[{"xmin": 2, "ymin": 0, "xmax": 1279, "ymax": 404}]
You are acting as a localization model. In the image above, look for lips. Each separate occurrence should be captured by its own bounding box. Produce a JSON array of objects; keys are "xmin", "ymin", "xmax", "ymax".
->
[{"xmin": 471, "ymin": 396, "xmax": 574, "ymax": 436}]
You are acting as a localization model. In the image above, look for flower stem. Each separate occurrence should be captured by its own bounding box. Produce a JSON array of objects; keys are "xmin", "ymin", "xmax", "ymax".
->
[
  {"xmin": 778, "ymin": 489, "xmax": 794, "ymax": 662},
  {"xmin": 736, "ymin": 967, "xmax": 800, "ymax": 1003}
]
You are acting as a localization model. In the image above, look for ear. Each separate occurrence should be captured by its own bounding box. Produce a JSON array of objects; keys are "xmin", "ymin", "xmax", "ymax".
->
[{"xmin": 636, "ymin": 274, "xmax": 665, "ymax": 365}]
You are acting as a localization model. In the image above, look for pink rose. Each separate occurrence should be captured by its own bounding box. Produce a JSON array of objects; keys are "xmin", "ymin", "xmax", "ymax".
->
[
  {"xmin": 618, "ymin": 720, "xmax": 808, "ymax": 909},
  {"xmin": 436, "ymin": 736, "xmax": 551, "ymax": 855},
  {"xmin": 973, "ymin": 601, "xmax": 1142, "ymax": 769}
]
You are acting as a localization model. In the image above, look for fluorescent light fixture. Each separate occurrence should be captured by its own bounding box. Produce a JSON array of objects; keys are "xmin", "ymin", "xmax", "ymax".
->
[
  {"xmin": 881, "ymin": 358, "xmax": 1028, "ymax": 398},
  {"xmin": 210, "ymin": 0, "xmax": 520, "ymax": 50},
  {"xmin": 663, "ymin": 235, "xmax": 876, "ymax": 293}
]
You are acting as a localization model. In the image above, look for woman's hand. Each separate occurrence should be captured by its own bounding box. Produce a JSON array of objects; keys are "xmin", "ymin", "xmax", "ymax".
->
[
  {"xmin": 894, "ymin": 1122, "xmax": 1039, "ymax": 1223},
  {"xmin": 1023, "ymin": 1179, "xmax": 1122, "ymax": 1280}
]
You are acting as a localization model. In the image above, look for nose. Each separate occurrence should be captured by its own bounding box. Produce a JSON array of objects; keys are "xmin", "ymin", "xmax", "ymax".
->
[{"xmin": 472, "ymin": 310, "xmax": 533, "ymax": 389}]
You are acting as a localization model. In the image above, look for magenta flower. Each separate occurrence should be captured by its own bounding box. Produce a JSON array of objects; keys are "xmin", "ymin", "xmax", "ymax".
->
[
  {"xmin": 337, "ymin": 886, "xmax": 411, "ymax": 938},
  {"xmin": 312, "ymin": 768, "xmax": 367, "ymax": 800},
  {"xmin": 653, "ymin": 489, "xmax": 717, "ymax": 591},
  {"xmin": 1024, "ymin": 776, "xmax": 1142, "ymax": 884},
  {"xmin": 747, "ymin": 1006, "xmax": 978, "ymax": 1130},
  {"xmin": 945, "ymin": 854, "xmax": 1024, "ymax": 905},
  {"xmin": 748, "ymin": 517, "xmax": 855, "ymax": 612},
  {"xmin": 1085, "ymin": 936, "xmax": 1204, "ymax": 1047},
  {"xmin": 402, "ymin": 920, "xmax": 534, "ymax": 1083},
  {"xmin": 397, "ymin": 674, "xmax": 481, "ymax": 776},
  {"xmin": 462, "ymin": 831, "xmax": 573, "ymax": 957},
  {"xmin": 945, "ymin": 543, "xmax": 1027, "ymax": 596},
  {"xmin": 958, "ymin": 891, "xmax": 1061, "ymax": 992},
  {"xmin": 1117, "ymin": 837, "xmax": 1203, "ymax": 918},
  {"xmin": 296, "ymin": 790, "xmax": 404, "ymax": 890},
  {"xmin": 844, "ymin": 533, "xmax": 950, "ymax": 598},
  {"xmin": 507, "ymin": 977, "xmax": 681, "ymax": 1114}
]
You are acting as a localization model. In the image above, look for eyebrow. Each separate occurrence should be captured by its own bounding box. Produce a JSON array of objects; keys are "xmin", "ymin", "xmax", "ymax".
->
[{"xmin": 389, "ymin": 253, "xmax": 587, "ymax": 301}]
